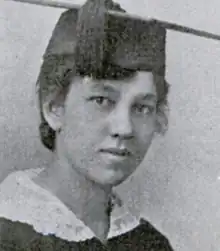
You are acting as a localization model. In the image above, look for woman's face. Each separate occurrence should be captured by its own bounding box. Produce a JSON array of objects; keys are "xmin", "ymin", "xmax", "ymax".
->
[{"xmin": 59, "ymin": 72, "xmax": 157, "ymax": 187}]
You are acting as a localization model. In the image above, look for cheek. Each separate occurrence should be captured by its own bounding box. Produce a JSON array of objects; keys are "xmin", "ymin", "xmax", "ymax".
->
[
  {"xmin": 134, "ymin": 115, "xmax": 156, "ymax": 138},
  {"xmin": 63, "ymin": 116, "xmax": 97, "ymax": 149},
  {"xmin": 62, "ymin": 104, "xmax": 105, "ymax": 160},
  {"xmin": 62, "ymin": 121, "xmax": 99, "ymax": 169},
  {"xmin": 133, "ymin": 117, "xmax": 156, "ymax": 153}
]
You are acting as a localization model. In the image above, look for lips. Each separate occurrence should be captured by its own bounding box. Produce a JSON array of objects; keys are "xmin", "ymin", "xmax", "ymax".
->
[{"xmin": 99, "ymin": 148, "xmax": 131, "ymax": 157}]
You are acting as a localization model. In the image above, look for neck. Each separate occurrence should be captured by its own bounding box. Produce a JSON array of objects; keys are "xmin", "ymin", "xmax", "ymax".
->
[{"xmin": 33, "ymin": 153, "xmax": 112, "ymax": 241}]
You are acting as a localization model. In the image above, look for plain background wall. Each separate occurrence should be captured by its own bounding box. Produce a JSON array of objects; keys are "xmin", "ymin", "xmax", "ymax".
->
[{"xmin": 1, "ymin": 0, "xmax": 220, "ymax": 250}]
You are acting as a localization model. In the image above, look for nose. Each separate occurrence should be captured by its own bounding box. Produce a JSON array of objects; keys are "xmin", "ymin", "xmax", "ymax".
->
[{"xmin": 108, "ymin": 106, "xmax": 134, "ymax": 140}]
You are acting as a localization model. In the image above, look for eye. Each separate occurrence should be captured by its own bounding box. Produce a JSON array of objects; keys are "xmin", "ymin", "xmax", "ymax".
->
[
  {"xmin": 87, "ymin": 96, "xmax": 115, "ymax": 108},
  {"xmin": 132, "ymin": 104, "xmax": 154, "ymax": 115}
]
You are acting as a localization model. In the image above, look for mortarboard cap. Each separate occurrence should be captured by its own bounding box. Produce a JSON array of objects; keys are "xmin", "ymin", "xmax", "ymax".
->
[{"xmin": 41, "ymin": 0, "xmax": 166, "ymax": 88}]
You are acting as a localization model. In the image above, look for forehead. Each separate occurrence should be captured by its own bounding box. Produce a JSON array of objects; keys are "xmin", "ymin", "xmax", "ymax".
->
[{"xmin": 82, "ymin": 72, "xmax": 156, "ymax": 98}]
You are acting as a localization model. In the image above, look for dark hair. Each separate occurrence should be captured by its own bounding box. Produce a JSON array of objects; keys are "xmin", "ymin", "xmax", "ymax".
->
[{"xmin": 37, "ymin": 0, "xmax": 170, "ymax": 152}]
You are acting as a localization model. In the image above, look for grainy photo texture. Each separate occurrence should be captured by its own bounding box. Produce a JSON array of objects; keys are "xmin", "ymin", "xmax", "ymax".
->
[{"xmin": 1, "ymin": 0, "xmax": 220, "ymax": 250}]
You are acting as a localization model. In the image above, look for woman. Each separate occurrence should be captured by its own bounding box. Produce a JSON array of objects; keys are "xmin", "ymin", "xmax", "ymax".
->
[{"xmin": 0, "ymin": 0, "xmax": 173, "ymax": 250}]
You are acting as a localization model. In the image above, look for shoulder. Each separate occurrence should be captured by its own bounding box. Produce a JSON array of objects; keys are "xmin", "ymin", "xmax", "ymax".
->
[
  {"xmin": 0, "ymin": 217, "xmax": 74, "ymax": 251},
  {"xmin": 0, "ymin": 217, "xmax": 92, "ymax": 251},
  {"xmin": 0, "ymin": 168, "xmax": 45, "ymax": 211},
  {"xmin": 0, "ymin": 217, "xmax": 40, "ymax": 251},
  {"xmin": 0, "ymin": 169, "xmax": 95, "ymax": 243},
  {"xmin": 108, "ymin": 217, "xmax": 174, "ymax": 251},
  {"xmin": 139, "ymin": 218, "xmax": 173, "ymax": 250}
]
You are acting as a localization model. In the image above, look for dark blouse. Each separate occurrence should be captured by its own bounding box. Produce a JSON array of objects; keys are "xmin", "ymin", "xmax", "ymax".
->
[{"xmin": 0, "ymin": 217, "xmax": 174, "ymax": 251}]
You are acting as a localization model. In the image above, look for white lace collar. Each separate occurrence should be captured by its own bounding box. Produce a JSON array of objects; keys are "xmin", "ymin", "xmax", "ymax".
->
[{"xmin": 0, "ymin": 169, "xmax": 141, "ymax": 242}]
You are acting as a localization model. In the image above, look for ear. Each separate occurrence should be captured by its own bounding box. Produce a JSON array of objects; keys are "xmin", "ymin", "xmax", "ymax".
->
[{"xmin": 42, "ymin": 89, "xmax": 67, "ymax": 132}]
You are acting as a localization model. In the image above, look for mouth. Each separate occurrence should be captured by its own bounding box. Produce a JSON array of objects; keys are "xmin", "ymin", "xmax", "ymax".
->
[{"xmin": 99, "ymin": 148, "xmax": 131, "ymax": 157}]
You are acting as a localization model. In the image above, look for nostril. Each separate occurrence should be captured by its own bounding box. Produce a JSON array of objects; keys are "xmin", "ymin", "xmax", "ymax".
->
[
  {"xmin": 111, "ymin": 132, "xmax": 134, "ymax": 140},
  {"xmin": 112, "ymin": 133, "xmax": 119, "ymax": 138}
]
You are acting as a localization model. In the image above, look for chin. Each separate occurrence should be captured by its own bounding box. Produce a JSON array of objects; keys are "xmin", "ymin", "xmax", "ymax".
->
[{"xmin": 92, "ymin": 171, "xmax": 131, "ymax": 187}]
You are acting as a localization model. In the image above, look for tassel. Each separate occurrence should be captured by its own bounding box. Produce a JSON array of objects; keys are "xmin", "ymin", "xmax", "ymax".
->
[{"xmin": 74, "ymin": 0, "xmax": 108, "ymax": 75}]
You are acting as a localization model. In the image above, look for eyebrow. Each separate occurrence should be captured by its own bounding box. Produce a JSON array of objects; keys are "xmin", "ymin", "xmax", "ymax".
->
[
  {"xmin": 90, "ymin": 83, "xmax": 118, "ymax": 93},
  {"xmin": 138, "ymin": 93, "xmax": 157, "ymax": 102},
  {"xmin": 90, "ymin": 83, "xmax": 157, "ymax": 101}
]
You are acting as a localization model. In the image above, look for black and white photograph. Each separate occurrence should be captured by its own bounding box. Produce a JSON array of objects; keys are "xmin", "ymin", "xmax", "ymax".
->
[{"xmin": 0, "ymin": 0, "xmax": 220, "ymax": 250}]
